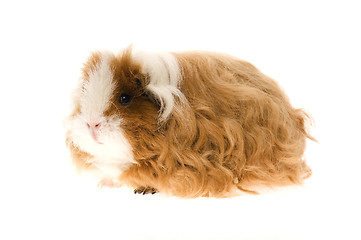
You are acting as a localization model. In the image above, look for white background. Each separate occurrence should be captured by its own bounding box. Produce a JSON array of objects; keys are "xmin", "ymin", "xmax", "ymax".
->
[{"xmin": 1, "ymin": 0, "xmax": 360, "ymax": 239}]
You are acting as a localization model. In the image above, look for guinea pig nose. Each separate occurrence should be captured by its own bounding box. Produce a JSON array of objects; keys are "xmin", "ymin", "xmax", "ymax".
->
[{"xmin": 86, "ymin": 122, "xmax": 101, "ymax": 129}]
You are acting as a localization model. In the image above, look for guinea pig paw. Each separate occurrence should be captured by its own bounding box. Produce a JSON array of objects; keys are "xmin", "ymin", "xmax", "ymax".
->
[
  {"xmin": 97, "ymin": 179, "xmax": 122, "ymax": 188},
  {"xmin": 134, "ymin": 186, "xmax": 158, "ymax": 195}
]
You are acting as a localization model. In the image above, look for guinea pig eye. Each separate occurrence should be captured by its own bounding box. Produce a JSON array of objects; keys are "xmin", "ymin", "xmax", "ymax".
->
[{"xmin": 118, "ymin": 93, "xmax": 132, "ymax": 106}]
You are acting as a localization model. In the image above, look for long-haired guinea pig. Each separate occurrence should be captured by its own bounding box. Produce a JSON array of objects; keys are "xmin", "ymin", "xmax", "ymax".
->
[{"xmin": 65, "ymin": 47, "xmax": 313, "ymax": 198}]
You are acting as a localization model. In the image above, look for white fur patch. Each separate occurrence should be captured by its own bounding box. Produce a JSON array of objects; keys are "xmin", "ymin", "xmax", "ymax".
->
[
  {"xmin": 80, "ymin": 51, "xmax": 114, "ymax": 123},
  {"xmin": 65, "ymin": 51, "xmax": 135, "ymax": 181},
  {"xmin": 131, "ymin": 50, "xmax": 184, "ymax": 121}
]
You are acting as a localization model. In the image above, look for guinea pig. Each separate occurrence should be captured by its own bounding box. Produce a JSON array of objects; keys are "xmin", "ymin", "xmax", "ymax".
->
[{"xmin": 64, "ymin": 47, "xmax": 313, "ymax": 197}]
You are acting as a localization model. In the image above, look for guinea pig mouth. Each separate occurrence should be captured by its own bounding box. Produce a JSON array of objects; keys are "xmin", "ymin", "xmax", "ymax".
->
[
  {"xmin": 91, "ymin": 135, "xmax": 103, "ymax": 145},
  {"xmin": 89, "ymin": 129, "xmax": 103, "ymax": 144},
  {"xmin": 93, "ymin": 139, "xmax": 103, "ymax": 145}
]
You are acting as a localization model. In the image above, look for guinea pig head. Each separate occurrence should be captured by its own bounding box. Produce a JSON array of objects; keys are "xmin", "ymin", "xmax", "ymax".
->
[{"xmin": 65, "ymin": 49, "xmax": 172, "ymax": 171}]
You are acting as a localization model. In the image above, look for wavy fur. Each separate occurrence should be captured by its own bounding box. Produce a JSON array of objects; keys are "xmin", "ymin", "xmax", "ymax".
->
[{"xmin": 66, "ymin": 48, "xmax": 313, "ymax": 198}]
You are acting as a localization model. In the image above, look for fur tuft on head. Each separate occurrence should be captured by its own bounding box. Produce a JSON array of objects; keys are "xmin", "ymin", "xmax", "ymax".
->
[{"xmin": 131, "ymin": 49, "xmax": 186, "ymax": 121}]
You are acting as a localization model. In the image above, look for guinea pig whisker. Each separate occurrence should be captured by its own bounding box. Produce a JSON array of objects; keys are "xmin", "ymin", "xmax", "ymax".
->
[{"xmin": 109, "ymin": 101, "xmax": 122, "ymax": 116}]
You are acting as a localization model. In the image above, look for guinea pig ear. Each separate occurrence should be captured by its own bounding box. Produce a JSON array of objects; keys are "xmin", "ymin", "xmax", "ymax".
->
[
  {"xmin": 137, "ymin": 74, "xmax": 162, "ymax": 104},
  {"xmin": 134, "ymin": 73, "xmax": 149, "ymax": 89}
]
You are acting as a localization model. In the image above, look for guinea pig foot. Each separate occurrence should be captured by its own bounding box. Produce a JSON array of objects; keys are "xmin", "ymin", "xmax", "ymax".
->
[
  {"xmin": 134, "ymin": 186, "xmax": 158, "ymax": 195},
  {"xmin": 97, "ymin": 179, "xmax": 122, "ymax": 188}
]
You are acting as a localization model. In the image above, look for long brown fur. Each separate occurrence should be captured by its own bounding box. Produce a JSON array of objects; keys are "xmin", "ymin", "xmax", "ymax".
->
[{"xmin": 67, "ymin": 49, "xmax": 313, "ymax": 198}]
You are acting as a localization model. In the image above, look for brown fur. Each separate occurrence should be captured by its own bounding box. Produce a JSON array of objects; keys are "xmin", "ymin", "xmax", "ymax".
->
[{"xmin": 67, "ymin": 49, "xmax": 313, "ymax": 198}]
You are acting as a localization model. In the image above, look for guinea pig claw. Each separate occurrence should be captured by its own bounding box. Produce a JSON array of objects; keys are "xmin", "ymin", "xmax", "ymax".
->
[{"xmin": 134, "ymin": 186, "xmax": 158, "ymax": 195}]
